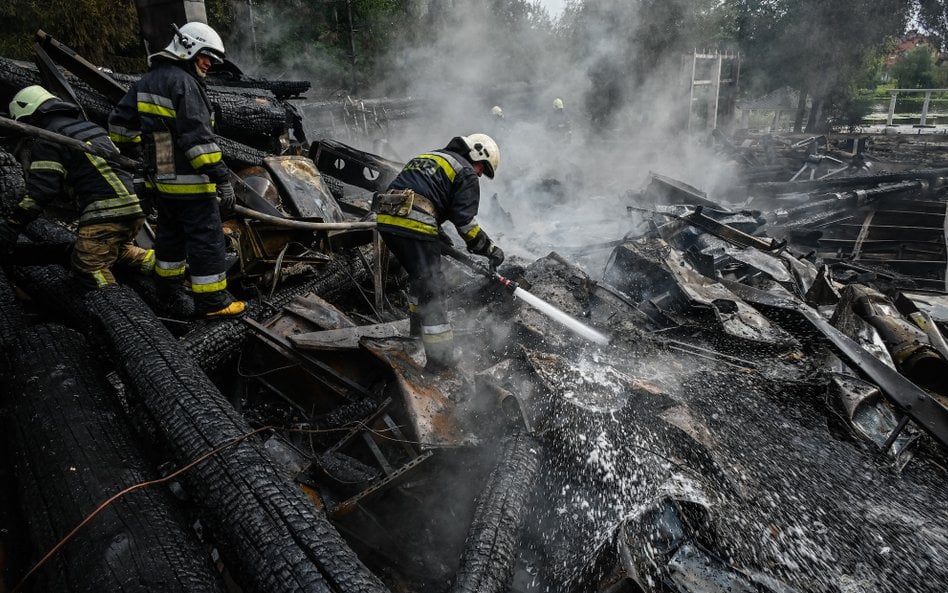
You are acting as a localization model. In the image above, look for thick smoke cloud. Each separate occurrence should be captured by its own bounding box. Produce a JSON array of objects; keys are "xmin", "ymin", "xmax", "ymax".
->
[
  {"xmin": 366, "ymin": 1, "xmax": 736, "ymax": 273},
  {"xmin": 236, "ymin": 1, "xmax": 739, "ymax": 273}
]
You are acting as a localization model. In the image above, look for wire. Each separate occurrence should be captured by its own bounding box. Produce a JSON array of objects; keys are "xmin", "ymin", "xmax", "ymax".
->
[{"xmin": 11, "ymin": 425, "xmax": 274, "ymax": 593}]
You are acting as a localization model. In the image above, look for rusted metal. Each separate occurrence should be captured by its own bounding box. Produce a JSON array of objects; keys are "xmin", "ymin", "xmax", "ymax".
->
[
  {"xmin": 845, "ymin": 284, "xmax": 948, "ymax": 390},
  {"xmin": 245, "ymin": 317, "xmax": 376, "ymax": 400},
  {"xmin": 361, "ymin": 338, "xmax": 479, "ymax": 449}
]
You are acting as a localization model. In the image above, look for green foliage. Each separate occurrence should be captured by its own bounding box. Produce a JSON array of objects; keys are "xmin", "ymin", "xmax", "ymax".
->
[
  {"xmin": 916, "ymin": 0, "xmax": 948, "ymax": 50},
  {"xmin": 829, "ymin": 90, "xmax": 876, "ymax": 132},
  {"xmin": 733, "ymin": 0, "xmax": 912, "ymax": 131},
  {"xmin": 0, "ymin": 0, "xmax": 142, "ymax": 72},
  {"xmin": 891, "ymin": 45, "xmax": 939, "ymax": 88}
]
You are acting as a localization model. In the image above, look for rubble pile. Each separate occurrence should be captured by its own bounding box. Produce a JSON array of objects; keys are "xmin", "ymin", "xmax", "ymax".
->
[{"xmin": 0, "ymin": 33, "xmax": 946, "ymax": 593}]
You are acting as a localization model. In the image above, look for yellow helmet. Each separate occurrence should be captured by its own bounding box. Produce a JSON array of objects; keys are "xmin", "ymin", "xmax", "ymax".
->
[{"xmin": 9, "ymin": 85, "xmax": 58, "ymax": 121}]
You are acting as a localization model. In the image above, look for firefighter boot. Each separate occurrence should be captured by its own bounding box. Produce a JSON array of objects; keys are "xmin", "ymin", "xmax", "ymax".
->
[
  {"xmin": 423, "ymin": 340, "xmax": 460, "ymax": 373},
  {"xmin": 204, "ymin": 300, "xmax": 247, "ymax": 319}
]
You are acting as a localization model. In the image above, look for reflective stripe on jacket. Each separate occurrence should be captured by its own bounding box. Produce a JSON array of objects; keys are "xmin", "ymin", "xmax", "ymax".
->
[
  {"xmin": 108, "ymin": 59, "xmax": 229, "ymax": 200},
  {"xmin": 20, "ymin": 116, "xmax": 142, "ymax": 226},
  {"xmin": 379, "ymin": 149, "xmax": 485, "ymax": 242}
]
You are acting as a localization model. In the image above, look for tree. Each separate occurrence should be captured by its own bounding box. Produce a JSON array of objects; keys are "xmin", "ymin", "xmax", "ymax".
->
[
  {"xmin": 891, "ymin": 44, "xmax": 939, "ymax": 88},
  {"xmin": 0, "ymin": 0, "xmax": 143, "ymax": 72},
  {"xmin": 916, "ymin": 0, "xmax": 948, "ymax": 50},
  {"xmin": 732, "ymin": 0, "xmax": 913, "ymax": 132},
  {"xmin": 555, "ymin": 0, "xmax": 730, "ymax": 131}
]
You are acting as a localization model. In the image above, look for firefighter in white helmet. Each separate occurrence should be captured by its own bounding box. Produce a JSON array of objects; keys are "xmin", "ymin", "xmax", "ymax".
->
[
  {"xmin": 374, "ymin": 134, "xmax": 505, "ymax": 371},
  {"xmin": 108, "ymin": 22, "xmax": 245, "ymax": 319}
]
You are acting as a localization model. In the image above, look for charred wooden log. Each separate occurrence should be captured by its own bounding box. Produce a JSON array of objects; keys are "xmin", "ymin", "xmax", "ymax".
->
[
  {"xmin": 0, "ymin": 147, "xmax": 26, "ymax": 211},
  {"xmin": 86, "ymin": 285, "xmax": 390, "ymax": 593},
  {"xmin": 0, "ymin": 268, "xmax": 22, "ymax": 349},
  {"xmin": 208, "ymin": 67, "xmax": 311, "ymax": 101},
  {"xmin": 3, "ymin": 323, "xmax": 227, "ymax": 593},
  {"xmin": 0, "ymin": 270, "xmax": 23, "ymax": 592},
  {"xmin": 450, "ymin": 432, "xmax": 544, "ymax": 593},
  {"xmin": 4, "ymin": 219, "xmax": 99, "ymax": 333},
  {"xmin": 183, "ymin": 248, "xmax": 372, "ymax": 372}
]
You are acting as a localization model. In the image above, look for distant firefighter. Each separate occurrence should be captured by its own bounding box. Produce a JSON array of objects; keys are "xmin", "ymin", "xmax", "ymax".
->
[
  {"xmin": 548, "ymin": 97, "xmax": 572, "ymax": 141},
  {"xmin": 489, "ymin": 104, "xmax": 509, "ymax": 139}
]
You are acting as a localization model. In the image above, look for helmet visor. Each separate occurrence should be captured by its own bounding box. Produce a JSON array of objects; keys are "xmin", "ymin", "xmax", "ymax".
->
[{"xmin": 197, "ymin": 48, "xmax": 224, "ymax": 65}]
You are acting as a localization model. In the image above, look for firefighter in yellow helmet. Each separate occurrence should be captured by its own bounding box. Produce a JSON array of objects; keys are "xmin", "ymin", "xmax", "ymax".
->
[
  {"xmin": 0, "ymin": 85, "xmax": 154, "ymax": 289},
  {"xmin": 374, "ymin": 134, "xmax": 504, "ymax": 371},
  {"xmin": 548, "ymin": 97, "xmax": 572, "ymax": 141},
  {"xmin": 108, "ymin": 22, "xmax": 245, "ymax": 319}
]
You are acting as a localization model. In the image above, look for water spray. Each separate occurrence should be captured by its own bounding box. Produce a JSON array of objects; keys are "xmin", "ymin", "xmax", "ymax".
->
[{"xmin": 441, "ymin": 245, "xmax": 610, "ymax": 346}]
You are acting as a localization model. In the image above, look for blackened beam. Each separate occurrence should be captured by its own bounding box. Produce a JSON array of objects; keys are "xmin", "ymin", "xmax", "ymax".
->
[
  {"xmin": 747, "ymin": 169, "xmax": 948, "ymax": 195},
  {"xmin": 683, "ymin": 205, "xmax": 782, "ymax": 251},
  {"xmin": 35, "ymin": 30, "xmax": 128, "ymax": 102},
  {"xmin": 33, "ymin": 41, "xmax": 89, "ymax": 121},
  {"xmin": 244, "ymin": 317, "xmax": 375, "ymax": 399},
  {"xmin": 721, "ymin": 279, "xmax": 948, "ymax": 449},
  {"xmin": 0, "ymin": 116, "xmax": 138, "ymax": 169}
]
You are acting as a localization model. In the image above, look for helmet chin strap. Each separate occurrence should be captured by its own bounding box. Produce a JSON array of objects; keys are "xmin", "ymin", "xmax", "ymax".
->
[{"xmin": 193, "ymin": 60, "xmax": 206, "ymax": 78}]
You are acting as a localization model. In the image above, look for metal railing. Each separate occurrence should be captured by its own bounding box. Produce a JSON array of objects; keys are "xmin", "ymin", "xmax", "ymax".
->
[{"xmin": 886, "ymin": 88, "xmax": 948, "ymax": 126}]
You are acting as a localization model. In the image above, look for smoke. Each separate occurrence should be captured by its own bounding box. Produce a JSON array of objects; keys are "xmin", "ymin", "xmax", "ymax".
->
[
  {"xmin": 323, "ymin": 1, "xmax": 732, "ymax": 278},
  {"xmin": 225, "ymin": 1, "xmax": 740, "ymax": 273}
]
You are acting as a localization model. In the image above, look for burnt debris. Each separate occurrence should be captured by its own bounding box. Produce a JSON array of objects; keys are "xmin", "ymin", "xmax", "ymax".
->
[{"xmin": 1, "ymin": 30, "xmax": 947, "ymax": 593}]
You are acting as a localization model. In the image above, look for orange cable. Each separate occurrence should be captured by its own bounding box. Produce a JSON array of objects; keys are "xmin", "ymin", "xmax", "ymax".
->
[{"xmin": 11, "ymin": 425, "xmax": 273, "ymax": 593}]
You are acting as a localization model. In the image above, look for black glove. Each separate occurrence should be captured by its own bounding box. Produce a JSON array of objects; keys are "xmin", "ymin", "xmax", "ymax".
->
[
  {"xmin": 487, "ymin": 243, "xmax": 505, "ymax": 269},
  {"xmin": 217, "ymin": 181, "xmax": 236, "ymax": 214},
  {"xmin": 0, "ymin": 218, "xmax": 21, "ymax": 255}
]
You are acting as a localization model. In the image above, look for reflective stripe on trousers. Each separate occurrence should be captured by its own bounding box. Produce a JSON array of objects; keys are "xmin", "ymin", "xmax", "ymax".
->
[{"xmin": 379, "ymin": 231, "xmax": 455, "ymax": 365}]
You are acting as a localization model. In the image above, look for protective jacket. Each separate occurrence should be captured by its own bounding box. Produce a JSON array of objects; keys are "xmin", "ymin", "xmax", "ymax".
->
[
  {"xmin": 108, "ymin": 59, "xmax": 229, "ymax": 200},
  {"xmin": 14, "ymin": 109, "xmax": 142, "ymax": 227},
  {"xmin": 377, "ymin": 149, "xmax": 488, "ymax": 250}
]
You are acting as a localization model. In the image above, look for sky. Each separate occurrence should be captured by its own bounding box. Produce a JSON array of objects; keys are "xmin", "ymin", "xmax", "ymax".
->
[{"xmin": 538, "ymin": 0, "xmax": 567, "ymax": 18}]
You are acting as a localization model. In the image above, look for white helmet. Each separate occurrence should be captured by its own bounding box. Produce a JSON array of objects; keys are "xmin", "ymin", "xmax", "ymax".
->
[
  {"xmin": 553, "ymin": 97, "xmax": 564, "ymax": 110},
  {"xmin": 491, "ymin": 105, "xmax": 504, "ymax": 117},
  {"xmin": 462, "ymin": 133, "xmax": 500, "ymax": 179},
  {"xmin": 160, "ymin": 22, "xmax": 225, "ymax": 64}
]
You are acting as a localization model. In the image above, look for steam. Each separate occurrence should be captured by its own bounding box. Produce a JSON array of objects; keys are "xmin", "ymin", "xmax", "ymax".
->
[{"xmin": 363, "ymin": 1, "xmax": 738, "ymax": 275}]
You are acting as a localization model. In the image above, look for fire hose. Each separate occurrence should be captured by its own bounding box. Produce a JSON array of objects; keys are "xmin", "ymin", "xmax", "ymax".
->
[{"xmin": 440, "ymin": 244, "xmax": 610, "ymax": 346}]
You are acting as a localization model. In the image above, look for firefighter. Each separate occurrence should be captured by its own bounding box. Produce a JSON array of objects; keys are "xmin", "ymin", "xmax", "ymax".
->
[
  {"xmin": 548, "ymin": 97, "xmax": 572, "ymax": 141},
  {"xmin": 0, "ymin": 85, "xmax": 154, "ymax": 288},
  {"xmin": 108, "ymin": 21, "xmax": 245, "ymax": 318},
  {"xmin": 488, "ymin": 105, "xmax": 509, "ymax": 141},
  {"xmin": 375, "ymin": 134, "xmax": 505, "ymax": 371}
]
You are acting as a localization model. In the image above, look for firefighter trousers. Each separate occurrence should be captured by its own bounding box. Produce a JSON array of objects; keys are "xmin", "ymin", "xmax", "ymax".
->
[
  {"xmin": 380, "ymin": 232, "xmax": 457, "ymax": 368},
  {"xmin": 154, "ymin": 196, "xmax": 234, "ymax": 314},
  {"xmin": 71, "ymin": 217, "xmax": 154, "ymax": 288}
]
